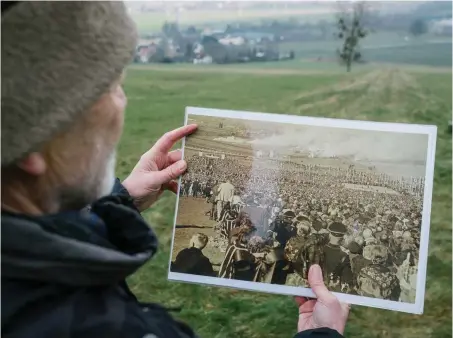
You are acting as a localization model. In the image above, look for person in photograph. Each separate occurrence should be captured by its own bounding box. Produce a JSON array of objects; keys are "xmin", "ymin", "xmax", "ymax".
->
[
  {"xmin": 2, "ymin": 2, "xmax": 350, "ymax": 337},
  {"xmin": 301, "ymin": 219, "xmax": 330, "ymax": 280},
  {"xmin": 284, "ymin": 219, "xmax": 312, "ymax": 287},
  {"xmin": 392, "ymin": 251, "xmax": 418, "ymax": 303},
  {"xmin": 253, "ymin": 237, "xmax": 289, "ymax": 285},
  {"xmin": 347, "ymin": 241, "xmax": 371, "ymax": 291},
  {"xmin": 183, "ymin": 178, "xmax": 191, "ymax": 196},
  {"xmin": 271, "ymin": 210, "xmax": 297, "ymax": 248},
  {"xmin": 231, "ymin": 188, "xmax": 245, "ymax": 213},
  {"xmin": 218, "ymin": 224, "xmax": 257, "ymax": 281},
  {"xmin": 203, "ymin": 179, "xmax": 213, "ymax": 200},
  {"xmin": 171, "ymin": 234, "xmax": 215, "ymax": 277},
  {"xmin": 323, "ymin": 222, "xmax": 353, "ymax": 292},
  {"xmin": 191, "ymin": 178, "xmax": 200, "ymax": 197},
  {"xmin": 215, "ymin": 179, "xmax": 235, "ymax": 221},
  {"xmin": 357, "ymin": 245, "xmax": 401, "ymax": 301},
  {"xmin": 181, "ymin": 178, "xmax": 188, "ymax": 196},
  {"xmin": 205, "ymin": 179, "xmax": 219, "ymax": 220}
]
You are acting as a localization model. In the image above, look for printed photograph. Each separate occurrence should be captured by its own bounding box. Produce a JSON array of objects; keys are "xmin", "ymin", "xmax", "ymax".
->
[{"xmin": 170, "ymin": 109, "xmax": 433, "ymax": 307}]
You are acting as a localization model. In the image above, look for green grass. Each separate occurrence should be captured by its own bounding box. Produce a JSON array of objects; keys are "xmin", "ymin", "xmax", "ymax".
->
[
  {"xmin": 278, "ymin": 32, "xmax": 452, "ymax": 68},
  {"xmin": 118, "ymin": 66, "xmax": 452, "ymax": 338}
]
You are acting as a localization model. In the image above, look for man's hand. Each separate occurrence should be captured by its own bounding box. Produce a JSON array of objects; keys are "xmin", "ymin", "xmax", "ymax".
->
[
  {"xmin": 122, "ymin": 124, "xmax": 197, "ymax": 212},
  {"xmin": 296, "ymin": 265, "xmax": 350, "ymax": 335}
]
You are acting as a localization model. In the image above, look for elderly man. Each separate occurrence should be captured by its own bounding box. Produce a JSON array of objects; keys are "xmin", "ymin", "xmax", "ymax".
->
[{"xmin": 2, "ymin": 2, "xmax": 348, "ymax": 338}]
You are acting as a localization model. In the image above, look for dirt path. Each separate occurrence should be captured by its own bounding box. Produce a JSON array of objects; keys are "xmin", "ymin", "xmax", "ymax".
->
[{"xmin": 171, "ymin": 197, "xmax": 225, "ymax": 267}]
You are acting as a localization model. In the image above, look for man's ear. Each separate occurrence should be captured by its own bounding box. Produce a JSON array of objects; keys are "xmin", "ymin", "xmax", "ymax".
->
[{"xmin": 17, "ymin": 153, "xmax": 47, "ymax": 175}]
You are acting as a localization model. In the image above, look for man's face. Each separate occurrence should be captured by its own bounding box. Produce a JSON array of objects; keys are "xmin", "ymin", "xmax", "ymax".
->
[{"xmin": 43, "ymin": 78, "xmax": 127, "ymax": 211}]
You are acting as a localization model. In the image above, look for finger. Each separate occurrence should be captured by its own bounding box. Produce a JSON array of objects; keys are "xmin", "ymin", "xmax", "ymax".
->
[
  {"xmin": 152, "ymin": 125, "xmax": 197, "ymax": 155},
  {"xmin": 294, "ymin": 296, "xmax": 309, "ymax": 307},
  {"xmin": 307, "ymin": 264, "xmax": 336, "ymax": 304},
  {"xmin": 167, "ymin": 149, "xmax": 182, "ymax": 165},
  {"xmin": 152, "ymin": 160, "xmax": 187, "ymax": 186},
  {"xmin": 298, "ymin": 300, "xmax": 316, "ymax": 314},
  {"xmin": 163, "ymin": 180, "xmax": 179, "ymax": 194}
]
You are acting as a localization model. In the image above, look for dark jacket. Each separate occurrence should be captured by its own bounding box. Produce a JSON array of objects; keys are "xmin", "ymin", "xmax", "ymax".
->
[
  {"xmin": 1, "ymin": 179, "xmax": 343, "ymax": 338},
  {"xmin": 171, "ymin": 247, "xmax": 214, "ymax": 277}
]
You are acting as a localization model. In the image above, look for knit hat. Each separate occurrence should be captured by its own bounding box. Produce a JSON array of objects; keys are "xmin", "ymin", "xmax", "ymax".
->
[{"xmin": 1, "ymin": 1, "xmax": 137, "ymax": 166}]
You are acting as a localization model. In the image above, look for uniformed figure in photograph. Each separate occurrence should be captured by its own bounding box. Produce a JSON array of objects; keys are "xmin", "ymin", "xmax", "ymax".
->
[{"xmin": 171, "ymin": 115, "xmax": 428, "ymax": 304}]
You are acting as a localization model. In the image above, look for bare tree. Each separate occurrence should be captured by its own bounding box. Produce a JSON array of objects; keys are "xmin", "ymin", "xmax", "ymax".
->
[{"xmin": 335, "ymin": 1, "xmax": 370, "ymax": 72}]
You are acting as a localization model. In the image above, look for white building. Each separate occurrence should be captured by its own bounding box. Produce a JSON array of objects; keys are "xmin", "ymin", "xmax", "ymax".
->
[{"xmin": 431, "ymin": 18, "xmax": 452, "ymax": 36}]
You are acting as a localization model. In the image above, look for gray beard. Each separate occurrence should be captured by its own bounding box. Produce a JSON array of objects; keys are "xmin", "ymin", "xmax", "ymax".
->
[
  {"xmin": 98, "ymin": 151, "xmax": 116, "ymax": 198},
  {"xmin": 59, "ymin": 151, "xmax": 116, "ymax": 211}
]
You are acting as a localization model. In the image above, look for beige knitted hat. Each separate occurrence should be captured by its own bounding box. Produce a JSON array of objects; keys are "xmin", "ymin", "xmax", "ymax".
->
[{"xmin": 1, "ymin": 1, "xmax": 137, "ymax": 166}]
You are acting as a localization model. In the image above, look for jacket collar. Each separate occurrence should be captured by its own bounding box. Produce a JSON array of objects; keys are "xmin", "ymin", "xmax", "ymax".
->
[{"xmin": 1, "ymin": 194, "xmax": 158, "ymax": 286}]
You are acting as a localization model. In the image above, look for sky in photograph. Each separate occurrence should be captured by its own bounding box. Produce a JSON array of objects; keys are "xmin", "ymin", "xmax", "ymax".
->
[{"xmin": 247, "ymin": 124, "xmax": 429, "ymax": 164}]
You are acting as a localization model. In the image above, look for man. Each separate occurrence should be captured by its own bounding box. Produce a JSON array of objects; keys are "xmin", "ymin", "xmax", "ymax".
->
[
  {"xmin": 346, "ymin": 241, "xmax": 371, "ymax": 292},
  {"xmin": 215, "ymin": 179, "xmax": 235, "ymax": 221},
  {"xmin": 203, "ymin": 179, "xmax": 213, "ymax": 200},
  {"xmin": 184, "ymin": 178, "xmax": 192, "ymax": 196},
  {"xmin": 301, "ymin": 219, "xmax": 330, "ymax": 279},
  {"xmin": 323, "ymin": 222, "xmax": 353, "ymax": 292},
  {"xmin": 171, "ymin": 234, "xmax": 214, "ymax": 277},
  {"xmin": 231, "ymin": 189, "xmax": 244, "ymax": 214},
  {"xmin": 192, "ymin": 178, "xmax": 200, "ymax": 198},
  {"xmin": 285, "ymin": 218, "xmax": 312, "ymax": 287},
  {"xmin": 2, "ymin": 2, "xmax": 348, "ymax": 338},
  {"xmin": 218, "ymin": 224, "xmax": 257, "ymax": 281},
  {"xmin": 271, "ymin": 210, "xmax": 297, "ymax": 248},
  {"xmin": 207, "ymin": 179, "xmax": 219, "ymax": 220}
]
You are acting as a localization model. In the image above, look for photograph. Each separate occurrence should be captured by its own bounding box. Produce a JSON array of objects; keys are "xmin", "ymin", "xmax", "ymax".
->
[{"xmin": 169, "ymin": 107, "xmax": 436, "ymax": 314}]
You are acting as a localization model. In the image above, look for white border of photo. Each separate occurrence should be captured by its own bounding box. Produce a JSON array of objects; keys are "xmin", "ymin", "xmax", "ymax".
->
[{"xmin": 168, "ymin": 106, "xmax": 437, "ymax": 315}]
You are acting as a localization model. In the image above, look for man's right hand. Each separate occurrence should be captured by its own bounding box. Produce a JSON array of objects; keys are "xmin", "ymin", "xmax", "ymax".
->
[{"xmin": 295, "ymin": 265, "xmax": 350, "ymax": 335}]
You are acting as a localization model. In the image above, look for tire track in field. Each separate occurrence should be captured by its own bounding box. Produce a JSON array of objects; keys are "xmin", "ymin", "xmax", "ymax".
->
[{"xmin": 290, "ymin": 68, "xmax": 441, "ymax": 121}]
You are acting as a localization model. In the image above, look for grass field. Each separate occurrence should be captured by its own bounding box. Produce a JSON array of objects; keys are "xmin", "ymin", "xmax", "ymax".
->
[
  {"xmin": 117, "ymin": 64, "xmax": 452, "ymax": 338},
  {"xmin": 279, "ymin": 35, "xmax": 452, "ymax": 68}
]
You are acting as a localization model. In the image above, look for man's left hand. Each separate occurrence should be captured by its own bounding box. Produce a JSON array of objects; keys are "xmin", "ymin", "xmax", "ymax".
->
[{"xmin": 122, "ymin": 124, "xmax": 197, "ymax": 212}]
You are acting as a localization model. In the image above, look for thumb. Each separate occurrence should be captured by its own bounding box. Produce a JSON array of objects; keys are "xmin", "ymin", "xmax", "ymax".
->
[
  {"xmin": 340, "ymin": 302, "xmax": 351, "ymax": 315},
  {"xmin": 152, "ymin": 160, "xmax": 187, "ymax": 186},
  {"xmin": 308, "ymin": 265, "xmax": 335, "ymax": 303}
]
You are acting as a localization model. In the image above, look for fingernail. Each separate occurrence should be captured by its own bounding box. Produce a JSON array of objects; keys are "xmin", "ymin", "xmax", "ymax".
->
[
  {"xmin": 178, "ymin": 161, "xmax": 187, "ymax": 171},
  {"xmin": 310, "ymin": 265, "xmax": 322, "ymax": 280}
]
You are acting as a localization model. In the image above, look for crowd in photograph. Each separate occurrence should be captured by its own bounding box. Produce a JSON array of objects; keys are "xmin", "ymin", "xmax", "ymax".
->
[{"xmin": 173, "ymin": 154, "xmax": 422, "ymax": 303}]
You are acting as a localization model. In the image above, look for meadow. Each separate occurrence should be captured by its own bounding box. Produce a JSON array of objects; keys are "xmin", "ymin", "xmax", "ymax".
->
[
  {"xmin": 278, "ymin": 33, "xmax": 452, "ymax": 68},
  {"xmin": 118, "ymin": 64, "xmax": 452, "ymax": 338}
]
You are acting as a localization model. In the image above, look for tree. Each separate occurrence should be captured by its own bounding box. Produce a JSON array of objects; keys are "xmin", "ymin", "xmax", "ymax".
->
[
  {"xmin": 409, "ymin": 19, "xmax": 428, "ymax": 36},
  {"xmin": 162, "ymin": 22, "xmax": 181, "ymax": 39},
  {"xmin": 186, "ymin": 25, "xmax": 197, "ymax": 35},
  {"xmin": 335, "ymin": 1, "xmax": 369, "ymax": 72}
]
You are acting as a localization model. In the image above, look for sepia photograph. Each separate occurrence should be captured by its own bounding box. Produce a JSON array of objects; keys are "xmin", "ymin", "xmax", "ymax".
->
[{"xmin": 169, "ymin": 107, "xmax": 436, "ymax": 314}]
